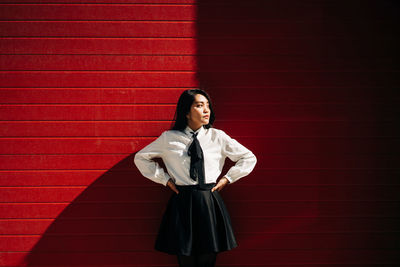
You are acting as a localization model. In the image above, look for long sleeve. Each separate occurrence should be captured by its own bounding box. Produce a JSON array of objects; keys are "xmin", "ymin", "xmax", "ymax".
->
[
  {"xmin": 134, "ymin": 131, "xmax": 171, "ymax": 186},
  {"xmin": 221, "ymin": 131, "xmax": 257, "ymax": 184}
]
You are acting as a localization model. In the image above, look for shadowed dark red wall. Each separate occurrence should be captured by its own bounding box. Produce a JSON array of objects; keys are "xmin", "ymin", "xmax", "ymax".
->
[
  {"xmin": 0, "ymin": 0, "xmax": 399, "ymax": 266},
  {"xmin": 195, "ymin": 0, "xmax": 400, "ymax": 265}
]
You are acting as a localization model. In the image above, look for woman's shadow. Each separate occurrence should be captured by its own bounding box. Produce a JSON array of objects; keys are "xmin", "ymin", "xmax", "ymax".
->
[{"xmin": 23, "ymin": 153, "xmax": 177, "ymax": 266}]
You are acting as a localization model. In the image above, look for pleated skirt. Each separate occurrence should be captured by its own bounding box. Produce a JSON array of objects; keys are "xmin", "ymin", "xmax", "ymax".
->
[{"xmin": 154, "ymin": 183, "xmax": 238, "ymax": 256}]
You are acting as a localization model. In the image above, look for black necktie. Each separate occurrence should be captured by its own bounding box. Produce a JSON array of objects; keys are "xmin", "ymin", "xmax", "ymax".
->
[{"xmin": 187, "ymin": 132, "xmax": 206, "ymax": 188}]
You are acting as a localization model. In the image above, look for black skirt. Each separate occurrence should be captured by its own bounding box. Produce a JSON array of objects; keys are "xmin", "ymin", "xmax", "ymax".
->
[{"xmin": 154, "ymin": 183, "xmax": 238, "ymax": 256}]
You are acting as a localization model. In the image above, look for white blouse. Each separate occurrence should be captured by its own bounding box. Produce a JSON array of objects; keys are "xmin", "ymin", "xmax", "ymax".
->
[{"xmin": 134, "ymin": 126, "xmax": 257, "ymax": 186}]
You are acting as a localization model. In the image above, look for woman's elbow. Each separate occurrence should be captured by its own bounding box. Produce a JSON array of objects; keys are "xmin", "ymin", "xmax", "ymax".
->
[
  {"xmin": 251, "ymin": 153, "xmax": 257, "ymax": 166},
  {"xmin": 133, "ymin": 152, "xmax": 143, "ymax": 168}
]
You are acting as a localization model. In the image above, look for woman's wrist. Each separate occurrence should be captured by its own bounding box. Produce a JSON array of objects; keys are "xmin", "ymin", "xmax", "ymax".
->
[{"xmin": 222, "ymin": 176, "xmax": 230, "ymax": 184}]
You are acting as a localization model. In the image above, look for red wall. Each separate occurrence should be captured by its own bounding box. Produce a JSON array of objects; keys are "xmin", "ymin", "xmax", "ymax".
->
[
  {"xmin": 196, "ymin": 1, "xmax": 399, "ymax": 265},
  {"xmin": 1, "ymin": 1, "xmax": 399, "ymax": 266}
]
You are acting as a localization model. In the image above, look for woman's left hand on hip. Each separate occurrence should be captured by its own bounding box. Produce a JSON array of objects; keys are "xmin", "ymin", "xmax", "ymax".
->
[{"xmin": 211, "ymin": 177, "xmax": 229, "ymax": 192}]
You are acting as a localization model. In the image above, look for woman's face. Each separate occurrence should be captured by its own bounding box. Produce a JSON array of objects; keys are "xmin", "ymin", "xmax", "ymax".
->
[{"xmin": 186, "ymin": 94, "xmax": 210, "ymax": 130}]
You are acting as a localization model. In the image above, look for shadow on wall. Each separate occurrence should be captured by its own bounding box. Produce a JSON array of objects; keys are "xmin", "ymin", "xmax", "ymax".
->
[
  {"xmin": 196, "ymin": 1, "xmax": 321, "ymax": 264},
  {"xmin": 196, "ymin": 0, "xmax": 400, "ymax": 265},
  {"xmin": 23, "ymin": 154, "xmax": 177, "ymax": 266}
]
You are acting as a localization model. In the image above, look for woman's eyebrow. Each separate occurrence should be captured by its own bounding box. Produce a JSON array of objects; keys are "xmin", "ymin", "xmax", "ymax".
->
[{"xmin": 194, "ymin": 101, "xmax": 209, "ymax": 104}]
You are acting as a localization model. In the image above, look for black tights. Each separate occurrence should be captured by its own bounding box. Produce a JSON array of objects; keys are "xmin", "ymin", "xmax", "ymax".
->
[{"xmin": 177, "ymin": 252, "xmax": 217, "ymax": 267}]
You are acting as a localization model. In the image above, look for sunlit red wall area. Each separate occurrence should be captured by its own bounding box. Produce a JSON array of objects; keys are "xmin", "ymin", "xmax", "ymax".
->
[{"xmin": 0, "ymin": 1, "xmax": 399, "ymax": 266}]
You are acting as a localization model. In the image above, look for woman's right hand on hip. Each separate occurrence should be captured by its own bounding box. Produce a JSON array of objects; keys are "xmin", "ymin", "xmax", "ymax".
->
[{"xmin": 167, "ymin": 179, "xmax": 179, "ymax": 194}]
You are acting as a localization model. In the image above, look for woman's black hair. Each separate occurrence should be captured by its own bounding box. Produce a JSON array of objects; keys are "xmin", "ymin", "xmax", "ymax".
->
[{"xmin": 171, "ymin": 89, "xmax": 215, "ymax": 131}]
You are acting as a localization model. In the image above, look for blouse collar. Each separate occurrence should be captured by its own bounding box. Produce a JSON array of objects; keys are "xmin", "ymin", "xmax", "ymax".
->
[{"xmin": 184, "ymin": 125, "xmax": 204, "ymax": 137}]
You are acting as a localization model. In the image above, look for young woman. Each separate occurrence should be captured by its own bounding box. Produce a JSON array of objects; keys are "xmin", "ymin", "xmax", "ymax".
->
[{"xmin": 134, "ymin": 89, "xmax": 257, "ymax": 267}]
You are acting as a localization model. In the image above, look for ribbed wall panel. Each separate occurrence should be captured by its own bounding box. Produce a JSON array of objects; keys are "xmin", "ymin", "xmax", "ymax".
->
[
  {"xmin": 2, "ymin": 201, "xmax": 399, "ymax": 219},
  {"xmin": 0, "ymin": 2, "xmax": 196, "ymax": 266},
  {"xmin": 2, "ymin": 217, "xmax": 400, "ymax": 235},
  {"xmin": 195, "ymin": 1, "xmax": 399, "ymax": 266},
  {"xmin": 0, "ymin": 1, "xmax": 399, "ymax": 267}
]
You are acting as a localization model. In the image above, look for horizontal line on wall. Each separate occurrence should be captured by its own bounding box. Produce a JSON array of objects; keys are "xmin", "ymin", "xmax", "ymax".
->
[
  {"xmin": 3, "ymin": 35, "xmax": 398, "ymax": 40},
  {"xmin": 1, "ymin": 103, "xmax": 397, "ymax": 106},
  {"xmin": 1, "ymin": 35, "xmax": 200, "ymax": 38},
  {"xmin": 1, "ymin": 184, "xmax": 399, "ymax": 188},
  {"xmin": 1, "ymin": 121, "xmax": 395, "ymax": 125},
  {"xmin": 1, "ymin": 184, "xmax": 399, "ymax": 187},
  {"xmin": 0, "ymin": 70, "xmax": 197, "ymax": 72},
  {"xmin": 2, "ymin": 200, "xmax": 400, "ymax": 204},
  {"xmin": 0, "ymin": 86, "xmax": 192, "ymax": 89},
  {"xmin": 3, "ymin": 215, "xmax": 399, "ymax": 220},
  {"xmin": 2, "ymin": 215, "xmax": 399, "ymax": 220},
  {"xmin": 0, "ymin": 119, "xmax": 396, "ymax": 123},
  {"xmin": 1, "ymin": 168, "xmax": 399, "ymax": 171},
  {"xmin": 3, "ymin": 2, "xmax": 400, "ymax": 11},
  {"xmin": 0, "ymin": 169, "xmax": 108, "ymax": 172},
  {"xmin": 2, "ymin": 20, "xmax": 362, "ymax": 25},
  {"xmin": 0, "ymin": 247, "xmax": 398, "ymax": 254},
  {"xmin": 1, "ymin": 70, "xmax": 398, "ymax": 73},
  {"xmin": 1, "ymin": 154, "xmax": 399, "ymax": 158},
  {"xmin": 2, "ymin": 36, "xmax": 399, "ymax": 40},
  {"xmin": 7, "ymin": 3, "xmax": 365, "ymax": 7},
  {"xmin": 0, "ymin": 118, "xmax": 396, "ymax": 123},
  {"xmin": 0, "ymin": 18, "xmax": 384, "ymax": 22},
  {"xmin": 3, "ymin": 230, "xmax": 400, "ymax": 237},
  {"xmin": 1, "ymin": 184, "xmax": 400, "ymax": 188},
  {"xmin": 0, "ymin": 120, "xmax": 174, "ymax": 122},
  {"xmin": 0, "ymin": 20, "xmax": 196, "ymax": 22},
  {"xmin": 0, "ymin": 264, "xmax": 390, "ymax": 267},
  {"xmin": 1, "ymin": 53, "xmax": 396, "ymax": 59},
  {"xmin": 0, "ymin": 70, "xmax": 197, "ymax": 73},
  {"xmin": 0, "ymin": 19, "xmax": 327, "ymax": 23},
  {"xmin": 2, "ymin": 136, "xmax": 397, "ymax": 139},
  {"xmin": 0, "ymin": 53, "xmax": 201, "ymax": 56},
  {"xmin": 0, "ymin": 186, "xmax": 88, "ymax": 189},
  {"xmin": 5, "ymin": 19, "xmax": 345, "ymax": 24},
  {"xmin": 1, "ymin": 101, "xmax": 398, "ymax": 105},
  {"xmin": 0, "ymin": 3, "xmax": 196, "ymax": 6},
  {"xmin": 0, "ymin": 19, "xmax": 197, "ymax": 22},
  {"xmin": 1, "ymin": 85, "xmax": 396, "ymax": 89},
  {"xmin": 9, "ymin": 101, "xmax": 393, "ymax": 105},
  {"xmin": 0, "ymin": 137, "xmax": 159, "ymax": 140},
  {"xmin": 1, "ymin": 2, "xmax": 198, "ymax": 3},
  {"xmin": 0, "ymin": 169, "xmax": 397, "ymax": 173},
  {"xmin": 1, "ymin": 37, "xmax": 198, "ymax": 40},
  {"xmin": 1, "ymin": 153, "xmax": 399, "ymax": 156},
  {"xmin": 1, "ymin": 218, "xmax": 399, "ymax": 225},
  {"xmin": 1, "ymin": 84, "xmax": 396, "ymax": 88},
  {"xmin": 2, "ymin": 70, "xmax": 399, "ymax": 73},
  {"xmin": 1, "ymin": 53, "xmax": 397, "ymax": 57},
  {"xmin": 0, "ymin": 103, "xmax": 176, "ymax": 106},
  {"xmin": 1, "ymin": 18, "xmax": 394, "ymax": 22},
  {"xmin": 0, "ymin": 153, "xmax": 130, "ymax": 155},
  {"xmin": 0, "ymin": 185, "xmax": 397, "ymax": 189}
]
